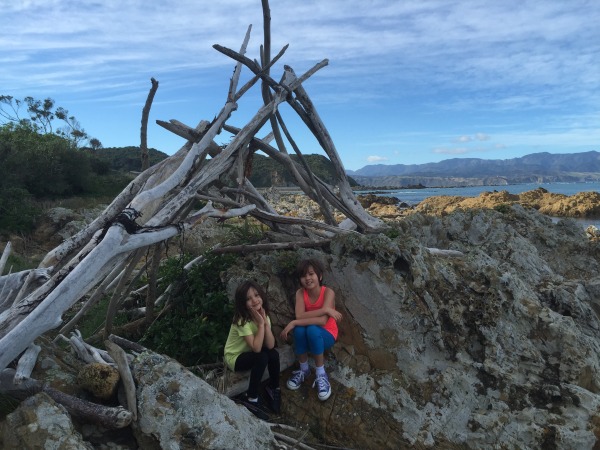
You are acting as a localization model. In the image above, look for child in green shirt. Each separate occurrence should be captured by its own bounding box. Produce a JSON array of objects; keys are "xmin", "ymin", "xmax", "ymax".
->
[{"xmin": 224, "ymin": 280, "xmax": 281, "ymax": 419}]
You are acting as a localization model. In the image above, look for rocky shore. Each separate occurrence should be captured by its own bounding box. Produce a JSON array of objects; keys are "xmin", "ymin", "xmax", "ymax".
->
[
  {"xmin": 265, "ymin": 187, "xmax": 600, "ymax": 235},
  {"xmin": 277, "ymin": 187, "xmax": 600, "ymax": 220},
  {"xmin": 3, "ymin": 187, "xmax": 600, "ymax": 449}
]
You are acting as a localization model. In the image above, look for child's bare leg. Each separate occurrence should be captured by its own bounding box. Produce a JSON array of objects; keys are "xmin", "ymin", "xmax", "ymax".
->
[
  {"xmin": 298, "ymin": 353, "xmax": 308, "ymax": 364},
  {"xmin": 314, "ymin": 353, "xmax": 324, "ymax": 367}
]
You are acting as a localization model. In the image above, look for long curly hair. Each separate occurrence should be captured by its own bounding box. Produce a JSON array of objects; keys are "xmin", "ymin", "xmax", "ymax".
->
[{"xmin": 232, "ymin": 280, "xmax": 270, "ymax": 326}]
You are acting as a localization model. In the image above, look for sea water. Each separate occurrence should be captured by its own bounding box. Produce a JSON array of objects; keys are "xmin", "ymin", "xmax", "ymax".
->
[{"xmin": 357, "ymin": 181, "xmax": 600, "ymax": 228}]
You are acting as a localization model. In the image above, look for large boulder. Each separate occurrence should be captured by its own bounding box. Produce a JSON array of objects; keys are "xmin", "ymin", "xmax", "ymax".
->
[
  {"xmin": 223, "ymin": 204, "xmax": 600, "ymax": 449},
  {"xmin": 1, "ymin": 392, "xmax": 94, "ymax": 450},
  {"xmin": 131, "ymin": 352, "xmax": 277, "ymax": 449}
]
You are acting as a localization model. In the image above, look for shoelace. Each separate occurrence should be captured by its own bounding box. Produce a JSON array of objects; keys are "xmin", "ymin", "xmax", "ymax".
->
[
  {"xmin": 314, "ymin": 376, "xmax": 329, "ymax": 391},
  {"xmin": 292, "ymin": 370, "xmax": 305, "ymax": 383}
]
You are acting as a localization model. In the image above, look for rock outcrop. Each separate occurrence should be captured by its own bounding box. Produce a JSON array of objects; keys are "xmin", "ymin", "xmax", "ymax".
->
[
  {"xmin": 1, "ymin": 343, "xmax": 281, "ymax": 449},
  {"xmin": 131, "ymin": 352, "xmax": 276, "ymax": 449},
  {"xmin": 1, "ymin": 393, "xmax": 94, "ymax": 450},
  {"xmin": 414, "ymin": 188, "xmax": 600, "ymax": 219},
  {"xmin": 224, "ymin": 204, "xmax": 600, "ymax": 449},
  {"xmin": 3, "ymin": 191, "xmax": 600, "ymax": 449},
  {"xmin": 267, "ymin": 188, "xmax": 600, "ymax": 223}
]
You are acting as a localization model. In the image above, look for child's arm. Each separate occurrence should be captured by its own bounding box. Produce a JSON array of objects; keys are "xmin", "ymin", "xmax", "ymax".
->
[
  {"xmin": 262, "ymin": 310, "xmax": 276, "ymax": 350},
  {"xmin": 295, "ymin": 288, "xmax": 342, "ymax": 322},
  {"xmin": 243, "ymin": 308, "xmax": 266, "ymax": 352},
  {"xmin": 280, "ymin": 316, "xmax": 328, "ymax": 340}
]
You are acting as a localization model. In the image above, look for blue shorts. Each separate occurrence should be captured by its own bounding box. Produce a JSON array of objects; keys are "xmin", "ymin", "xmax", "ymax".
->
[{"xmin": 293, "ymin": 324, "xmax": 335, "ymax": 355}]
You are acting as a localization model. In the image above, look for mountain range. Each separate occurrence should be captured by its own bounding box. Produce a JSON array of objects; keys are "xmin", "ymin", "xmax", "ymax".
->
[{"xmin": 346, "ymin": 151, "xmax": 600, "ymax": 188}]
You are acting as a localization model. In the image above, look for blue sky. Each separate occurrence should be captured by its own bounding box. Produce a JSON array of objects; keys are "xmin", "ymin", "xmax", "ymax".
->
[{"xmin": 2, "ymin": 0, "xmax": 599, "ymax": 171}]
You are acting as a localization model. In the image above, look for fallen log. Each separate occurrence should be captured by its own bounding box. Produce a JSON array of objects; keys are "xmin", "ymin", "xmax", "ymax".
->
[{"xmin": 0, "ymin": 368, "xmax": 132, "ymax": 429}]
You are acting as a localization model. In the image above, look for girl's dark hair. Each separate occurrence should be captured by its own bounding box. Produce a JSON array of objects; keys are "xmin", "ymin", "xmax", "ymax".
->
[
  {"xmin": 295, "ymin": 259, "xmax": 324, "ymax": 285},
  {"xmin": 232, "ymin": 280, "xmax": 270, "ymax": 325}
]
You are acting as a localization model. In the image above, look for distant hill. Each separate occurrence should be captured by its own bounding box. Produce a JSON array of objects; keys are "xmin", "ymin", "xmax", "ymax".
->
[
  {"xmin": 89, "ymin": 146, "xmax": 169, "ymax": 172},
  {"xmin": 89, "ymin": 147, "xmax": 355, "ymax": 187},
  {"xmin": 347, "ymin": 151, "xmax": 600, "ymax": 187},
  {"xmin": 248, "ymin": 153, "xmax": 358, "ymax": 187}
]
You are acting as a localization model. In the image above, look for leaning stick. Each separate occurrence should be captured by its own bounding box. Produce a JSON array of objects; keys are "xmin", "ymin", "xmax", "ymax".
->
[{"xmin": 105, "ymin": 340, "xmax": 138, "ymax": 421}]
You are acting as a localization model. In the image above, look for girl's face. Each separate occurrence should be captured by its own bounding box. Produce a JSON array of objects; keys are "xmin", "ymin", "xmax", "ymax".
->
[
  {"xmin": 300, "ymin": 266, "xmax": 321, "ymax": 289},
  {"xmin": 245, "ymin": 287, "xmax": 263, "ymax": 311}
]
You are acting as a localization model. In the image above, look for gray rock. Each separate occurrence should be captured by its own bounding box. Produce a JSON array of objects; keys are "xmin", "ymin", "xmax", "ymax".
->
[
  {"xmin": 131, "ymin": 352, "xmax": 276, "ymax": 449},
  {"xmin": 1, "ymin": 392, "xmax": 94, "ymax": 450},
  {"xmin": 223, "ymin": 205, "xmax": 600, "ymax": 449}
]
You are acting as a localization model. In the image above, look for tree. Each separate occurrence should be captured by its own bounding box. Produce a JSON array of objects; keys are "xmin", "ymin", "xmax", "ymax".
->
[
  {"xmin": 89, "ymin": 138, "xmax": 103, "ymax": 151},
  {"xmin": 0, "ymin": 122, "xmax": 116, "ymax": 202},
  {"xmin": 0, "ymin": 95, "xmax": 100, "ymax": 149}
]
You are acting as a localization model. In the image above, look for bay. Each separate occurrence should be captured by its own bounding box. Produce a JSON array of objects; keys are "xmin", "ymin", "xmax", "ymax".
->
[{"xmin": 357, "ymin": 181, "xmax": 600, "ymax": 228}]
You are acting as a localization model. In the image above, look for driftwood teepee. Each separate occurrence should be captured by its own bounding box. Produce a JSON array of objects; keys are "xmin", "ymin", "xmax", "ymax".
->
[{"xmin": 0, "ymin": 1, "xmax": 385, "ymax": 386}]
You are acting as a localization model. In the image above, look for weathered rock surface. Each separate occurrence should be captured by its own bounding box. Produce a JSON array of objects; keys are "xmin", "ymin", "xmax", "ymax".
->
[
  {"xmin": 414, "ymin": 188, "xmax": 600, "ymax": 219},
  {"xmin": 131, "ymin": 352, "xmax": 276, "ymax": 449},
  {"xmin": 267, "ymin": 188, "xmax": 600, "ymax": 223},
  {"xmin": 3, "ymin": 191, "xmax": 600, "ymax": 449},
  {"xmin": 224, "ymin": 204, "xmax": 600, "ymax": 449},
  {"xmin": 1, "ymin": 345, "xmax": 280, "ymax": 449},
  {"xmin": 1, "ymin": 392, "xmax": 94, "ymax": 450}
]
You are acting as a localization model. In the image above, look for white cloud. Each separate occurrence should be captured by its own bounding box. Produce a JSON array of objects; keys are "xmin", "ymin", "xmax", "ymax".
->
[
  {"xmin": 455, "ymin": 133, "xmax": 490, "ymax": 143},
  {"xmin": 3, "ymin": 0, "xmax": 598, "ymax": 106},
  {"xmin": 367, "ymin": 155, "xmax": 389, "ymax": 163},
  {"xmin": 3, "ymin": 0, "xmax": 598, "ymax": 163}
]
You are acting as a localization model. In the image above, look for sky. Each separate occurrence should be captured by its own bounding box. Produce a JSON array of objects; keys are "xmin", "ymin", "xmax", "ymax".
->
[{"xmin": 2, "ymin": 0, "xmax": 599, "ymax": 171}]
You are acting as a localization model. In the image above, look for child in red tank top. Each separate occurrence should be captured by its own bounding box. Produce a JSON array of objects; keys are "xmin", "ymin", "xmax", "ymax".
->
[{"xmin": 281, "ymin": 259, "xmax": 342, "ymax": 401}]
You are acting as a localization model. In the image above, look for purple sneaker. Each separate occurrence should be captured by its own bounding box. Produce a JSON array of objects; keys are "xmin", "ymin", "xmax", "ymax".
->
[
  {"xmin": 312, "ymin": 374, "xmax": 331, "ymax": 401},
  {"xmin": 286, "ymin": 369, "xmax": 309, "ymax": 390}
]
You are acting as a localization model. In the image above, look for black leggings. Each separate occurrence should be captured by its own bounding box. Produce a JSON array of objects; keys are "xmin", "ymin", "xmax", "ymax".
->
[{"xmin": 234, "ymin": 348, "xmax": 280, "ymax": 398}]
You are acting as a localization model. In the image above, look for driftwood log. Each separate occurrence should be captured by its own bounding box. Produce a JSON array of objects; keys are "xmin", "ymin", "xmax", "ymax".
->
[
  {"xmin": 105, "ymin": 340, "xmax": 138, "ymax": 421},
  {"xmin": 0, "ymin": 368, "xmax": 132, "ymax": 429}
]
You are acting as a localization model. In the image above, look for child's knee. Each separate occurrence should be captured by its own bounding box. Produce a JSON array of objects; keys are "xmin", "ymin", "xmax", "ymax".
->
[
  {"xmin": 306, "ymin": 325, "xmax": 321, "ymax": 339},
  {"xmin": 256, "ymin": 349, "xmax": 269, "ymax": 365},
  {"xmin": 293, "ymin": 326, "xmax": 308, "ymax": 340}
]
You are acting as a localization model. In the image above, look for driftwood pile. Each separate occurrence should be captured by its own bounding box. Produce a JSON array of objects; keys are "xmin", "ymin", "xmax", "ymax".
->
[{"xmin": 0, "ymin": 0, "xmax": 386, "ymax": 430}]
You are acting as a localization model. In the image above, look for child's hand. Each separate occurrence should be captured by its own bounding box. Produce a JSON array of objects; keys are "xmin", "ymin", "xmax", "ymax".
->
[
  {"xmin": 280, "ymin": 321, "xmax": 296, "ymax": 340},
  {"xmin": 258, "ymin": 307, "xmax": 268, "ymax": 324},
  {"xmin": 250, "ymin": 307, "xmax": 265, "ymax": 325},
  {"xmin": 328, "ymin": 308, "xmax": 343, "ymax": 322}
]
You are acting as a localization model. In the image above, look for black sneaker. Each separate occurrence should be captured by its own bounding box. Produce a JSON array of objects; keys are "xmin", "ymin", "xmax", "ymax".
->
[
  {"xmin": 235, "ymin": 395, "xmax": 270, "ymax": 421},
  {"xmin": 264, "ymin": 385, "xmax": 281, "ymax": 414}
]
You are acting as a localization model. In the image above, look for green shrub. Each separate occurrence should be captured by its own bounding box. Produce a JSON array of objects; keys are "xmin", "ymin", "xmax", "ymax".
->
[
  {"xmin": 0, "ymin": 187, "xmax": 40, "ymax": 232},
  {"xmin": 140, "ymin": 253, "xmax": 236, "ymax": 366},
  {"xmin": 1, "ymin": 253, "xmax": 36, "ymax": 275},
  {"xmin": 384, "ymin": 226, "xmax": 401, "ymax": 240}
]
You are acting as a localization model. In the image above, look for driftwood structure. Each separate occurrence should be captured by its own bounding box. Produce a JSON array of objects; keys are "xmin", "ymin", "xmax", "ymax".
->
[{"xmin": 0, "ymin": 0, "xmax": 386, "ymax": 427}]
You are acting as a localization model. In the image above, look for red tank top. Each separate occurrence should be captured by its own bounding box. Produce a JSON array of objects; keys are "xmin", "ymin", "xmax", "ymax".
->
[{"xmin": 303, "ymin": 286, "xmax": 338, "ymax": 340}]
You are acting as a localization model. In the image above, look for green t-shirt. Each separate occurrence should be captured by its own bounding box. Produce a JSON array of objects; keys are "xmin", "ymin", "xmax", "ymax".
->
[{"xmin": 224, "ymin": 316, "xmax": 271, "ymax": 371}]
